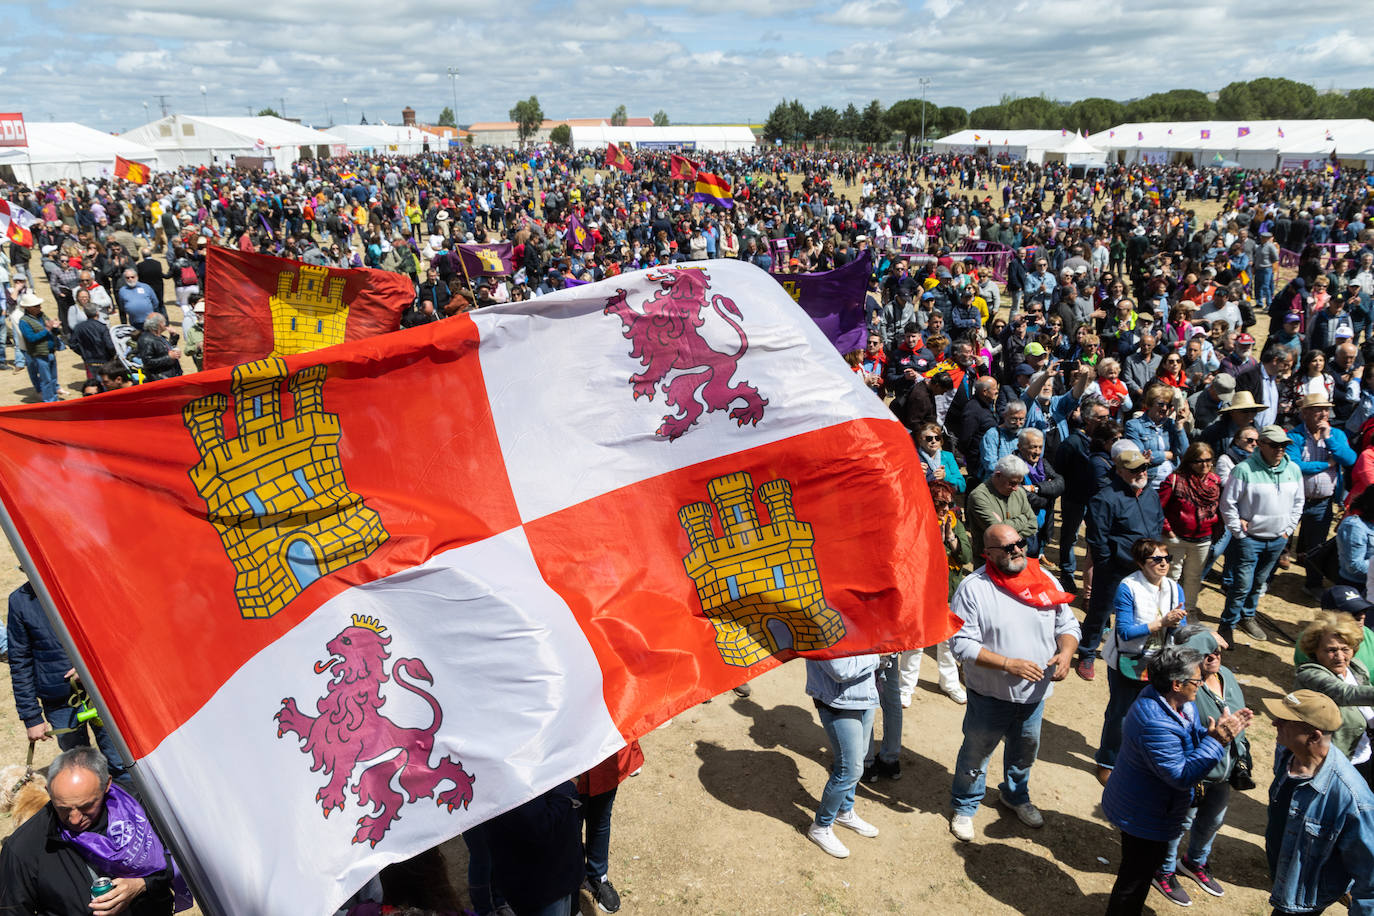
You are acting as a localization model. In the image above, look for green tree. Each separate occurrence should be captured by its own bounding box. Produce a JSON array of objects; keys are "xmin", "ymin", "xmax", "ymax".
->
[
  {"xmin": 787, "ymin": 99, "xmax": 810, "ymax": 141},
  {"xmin": 1004, "ymin": 95, "xmax": 1062, "ymax": 129},
  {"xmin": 509, "ymin": 96, "xmax": 544, "ymax": 145},
  {"xmin": 1248, "ymin": 77, "xmax": 1318, "ymax": 118},
  {"xmin": 936, "ymin": 106, "xmax": 969, "ymax": 136},
  {"xmin": 652, "ymin": 109, "xmax": 669, "ymax": 126},
  {"xmin": 437, "ymin": 107, "xmax": 457, "ymax": 127},
  {"xmin": 884, "ymin": 98, "xmax": 933, "ymax": 153},
  {"xmin": 610, "ymin": 105, "xmax": 628, "ymax": 126},
  {"xmin": 1345, "ymin": 88, "xmax": 1374, "ymax": 120},
  {"xmin": 858, "ymin": 99, "xmax": 887, "ymax": 145},
  {"xmin": 840, "ymin": 103, "xmax": 861, "ymax": 144},
  {"xmin": 257, "ymin": 107, "xmax": 281, "ymax": 118},
  {"xmin": 1125, "ymin": 89, "xmax": 1214, "ymax": 122},
  {"xmin": 549, "ymin": 123, "xmax": 571, "ymax": 146},
  {"xmin": 1313, "ymin": 94, "xmax": 1352, "ymax": 118},
  {"xmin": 967, "ymin": 104, "xmax": 1007, "ymax": 129},
  {"xmin": 809, "ymin": 105, "xmax": 841, "ymax": 147},
  {"xmin": 1066, "ymin": 97, "xmax": 1125, "ymax": 135},
  {"xmin": 1214, "ymin": 81, "xmax": 1261, "ymax": 120},
  {"xmin": 762, "ymin": 101, "xmax": 792, "ymax": 145}
]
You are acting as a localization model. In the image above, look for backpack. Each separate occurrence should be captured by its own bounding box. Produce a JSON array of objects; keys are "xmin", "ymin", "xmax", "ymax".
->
[{"xmin": 179, "ymin": 265, "xmax": 198, "ymax": 286}]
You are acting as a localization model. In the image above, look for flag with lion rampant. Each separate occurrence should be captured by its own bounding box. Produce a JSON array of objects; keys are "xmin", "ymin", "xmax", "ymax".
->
[{"xmin": 0, "ymin": 260, "xmax": 950, "ymax": 915}]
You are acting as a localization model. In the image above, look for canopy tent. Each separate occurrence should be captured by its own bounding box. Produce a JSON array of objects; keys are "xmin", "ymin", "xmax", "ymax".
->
[
  {"xmin": 1088, "ymin": 119, "xmax": 1374, "ymax": 170},
  {"xmin": 569, "ymin": 124, "xmax": 756, "ymax": 153},
  {"xmin": 330, "ymin": 124, "xmax": 435, "ymax": 156},
  {"xmin": 929, "ymin": 129, "xmax": 1106, "ymax": 165},
  {"xmin": 0, "ymin": 122, "xmax": 158, "ymax": 186},
  {"xmin": 120, "ymin": 115, "xmax": 347, "ymax": 170}
]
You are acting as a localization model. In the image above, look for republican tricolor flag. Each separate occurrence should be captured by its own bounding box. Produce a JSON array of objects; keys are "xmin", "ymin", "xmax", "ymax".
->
[
  {"xmin": 114, "ymin": 155, "xmax": 150, "ymax": 185},
  {"xmin": 605, "ymin": 142, "xmax": 633, "ymax": 172},
  {"xmin": 693, "ymin": 171, "xmax": 733, "ymax": 208},
  {"xmin": 0, "ymin": 261, "xmax": 950, "ymax": 915}
]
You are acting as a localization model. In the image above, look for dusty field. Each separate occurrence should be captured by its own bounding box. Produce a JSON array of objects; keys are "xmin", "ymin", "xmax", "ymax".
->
[{"xmin": 0, "ymin": 178, "xmax": 1311, "ymax": 916}]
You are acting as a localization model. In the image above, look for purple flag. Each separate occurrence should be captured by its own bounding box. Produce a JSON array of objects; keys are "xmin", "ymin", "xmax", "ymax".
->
[
  {"xmin": 770, "ymin": 250, "xmax": 871, "ymax": 355},
  {"xmin": 456, "ymin": 242, "xmax": 517, "ymax": 277},
  {"xmin": 566, "ymin": 213, "xmax": 594, "ymax": 251}
]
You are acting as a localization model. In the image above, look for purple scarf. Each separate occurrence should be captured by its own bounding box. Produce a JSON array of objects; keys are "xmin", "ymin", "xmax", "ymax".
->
[{"xmin": 61, "ymin": 783, "xmax": 193, "ymax": 911}]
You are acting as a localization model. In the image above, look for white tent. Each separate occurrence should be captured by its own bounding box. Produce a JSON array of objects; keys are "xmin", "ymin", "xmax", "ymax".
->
[
  {"xmin": 120, "ymin": 115, "xmax": 348, "ymax": 170},
  {"xmin": 330, "ymin": 124, "xmax": 435, "ymax": 156},
  {"xmin": 0, "ymin": 122, "xmax": 158, "ymax": 185},
  {"xmin": 570, "ymin": 124, "xmax": 756, "ymax": 153},
  {"xmin": 929, "ymin": 129, "xmax": 1105, "ymax": 165},
  {"xmin": 1088, "ymin": 119, "xmax": 1374, "ymax": 170}
]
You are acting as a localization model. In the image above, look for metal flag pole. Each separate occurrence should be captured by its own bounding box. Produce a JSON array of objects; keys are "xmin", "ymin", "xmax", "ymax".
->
[{"xmin": 0, "ymin": 495, "xmax": 229, "ymax": 916}]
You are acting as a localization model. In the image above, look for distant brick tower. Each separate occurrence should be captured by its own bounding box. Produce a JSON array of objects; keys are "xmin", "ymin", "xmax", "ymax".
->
[
  {"xmin": 183, "ymin": 357, "xmax": 389, "ymax": 619},
  {"xmin": 402, "ymin": 106, "xmax": 416, "ymax": 126},
  {"xmin": 679, "ymin": 472, "xmax": 845, "ymax": 666},
  {"xmin": 270, "ymin": 263, "xmax": 349, "ymax": 355}
]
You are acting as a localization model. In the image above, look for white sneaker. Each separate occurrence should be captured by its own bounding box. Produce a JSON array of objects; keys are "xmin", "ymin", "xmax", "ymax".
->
[
  {"xmin": 807, "ymin": 822, "xmax": 850, "ymax": 858},
  {"xmin": 998, "ymin": 789, "xmax": 1045, "ymax": 828},
  {"xmin": 943, "ymin": 684, "xmax": 967, "ymax": 704},
  {"xmin": 950, "ymin": 814, "xmax": 975, "ymax": 842},
  {"xmin": 834, "ymin": 808, "xmax": 879, "ymax": 838},
  {"xmin": 900, "ymin": 694, "xmax": 912, "ymax": 708}
]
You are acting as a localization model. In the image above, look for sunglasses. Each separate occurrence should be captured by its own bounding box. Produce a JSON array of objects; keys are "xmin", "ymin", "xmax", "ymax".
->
[
  {"xmin": 921, "ymin": 434, "xmax": 942, "ymax": 441},
  {"xmin": 988, "ymin": 538, "xmax": 1028, "ymax": 553},
  {"xmin": 1147, "ymin": 553, "xmax": 1172, "ymax": 564}
]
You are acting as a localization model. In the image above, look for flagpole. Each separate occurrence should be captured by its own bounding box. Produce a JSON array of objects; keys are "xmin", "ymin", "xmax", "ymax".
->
[
  {"xmin": 0, "ymin": 496, "xmax": 229, "ymax": 916},
  {"xmin": 456, "ymin": 247, "xmax": 478, "ymax": 307}
]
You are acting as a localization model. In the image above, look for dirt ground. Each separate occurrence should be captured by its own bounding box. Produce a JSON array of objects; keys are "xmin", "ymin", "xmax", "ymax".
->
[{"xmin": 0, "ymin": 178, "xmax": 1313, "ymax": 916}]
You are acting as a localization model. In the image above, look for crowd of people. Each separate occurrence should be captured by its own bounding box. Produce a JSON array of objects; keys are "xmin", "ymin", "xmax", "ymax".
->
[{"xmin": 1, "ymin": 144, "xmax": 1374, "ymax": 914}]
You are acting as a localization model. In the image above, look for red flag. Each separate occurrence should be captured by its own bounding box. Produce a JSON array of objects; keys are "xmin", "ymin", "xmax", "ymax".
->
[
  {"xmin": 5, "ymin": 221, "xmax": 31, "ymax": 247},
  {"xmin": 114, "ymin": 155, "xmax": 150, "ymax": 185},
  {"xmin": 0, "ymin": 199, "xmax": 37, "ymax": 247},
  {"xmin": 0, "ymin": 262, "xmax": 949, "ymax": 913},
  {"xmin": 203, "ymin": 247, "xmax": 411, "ymax": 370},
  {"xmin": 669, "ymin": 154, "xmax": 699, "ymax": 181},
  {"xmin": 605, "ymin": 142, "xmax": 633, "ymax": 173}
]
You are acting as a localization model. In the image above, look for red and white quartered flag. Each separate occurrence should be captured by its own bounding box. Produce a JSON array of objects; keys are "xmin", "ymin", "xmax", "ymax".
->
[{"xmin": 0, "ymin": 260, "xmax": 951, "ymax": 915}]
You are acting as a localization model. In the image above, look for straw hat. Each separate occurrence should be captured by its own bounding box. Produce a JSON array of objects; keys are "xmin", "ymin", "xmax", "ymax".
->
[{"xmin": 1220, "ymin": 391, "xmax": 1265, "ymax": 413}]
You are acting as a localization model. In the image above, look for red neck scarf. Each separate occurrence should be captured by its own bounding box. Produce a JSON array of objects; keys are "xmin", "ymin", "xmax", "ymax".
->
[{"xmin": 984, "ymin": 557, "xmax": 1075, "ymax": 608}]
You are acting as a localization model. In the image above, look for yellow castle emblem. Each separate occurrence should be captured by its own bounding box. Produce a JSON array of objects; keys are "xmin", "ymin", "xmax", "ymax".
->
[
  {"xmin": 679, "ymin": 472, "xmax": 845, "ymax": 667},
  {"xmin": 270, "ymin": 264, "xmax": 350, "ymax": 355},
  {"xmin": 183, "ymin": 356, "xmax": 388, "ymax": 619},
  {"xmin": 475, "ymin": 249, "xmax": 503, "ymax": 272}
]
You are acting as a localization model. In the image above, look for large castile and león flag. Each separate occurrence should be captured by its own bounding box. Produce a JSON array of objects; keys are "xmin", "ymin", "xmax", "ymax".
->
[
  {"xmin": 202, "ymin": 247, "xmax": 411, "ymax": 369},
  {"xmin": 0, "ymin": 260, "xmax": 951, "ymax": 915}
]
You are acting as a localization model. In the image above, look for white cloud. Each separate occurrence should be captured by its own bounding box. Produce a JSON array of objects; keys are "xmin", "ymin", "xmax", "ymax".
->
[{"xmin": 817, "ymin": 0, "xmax": 907, "ymax": 27}]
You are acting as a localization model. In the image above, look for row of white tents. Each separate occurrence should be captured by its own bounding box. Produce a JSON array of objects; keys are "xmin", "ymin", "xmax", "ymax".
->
[
  {"xmin": 932, "ymin": 120, "xmax": 1374, "ymax": 170},
  {"xmin": 0, "ymin": 116, "xmax": 445, "ymax": 185}
]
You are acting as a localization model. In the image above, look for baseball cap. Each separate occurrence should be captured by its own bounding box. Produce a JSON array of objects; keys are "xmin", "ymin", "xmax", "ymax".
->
[
  {"xmin": 1262, "ymin": 690, "xmax": 1342, "ymax": 732},
  {"xmin": 1014, "ymin": 362, "xmax": 1035, "ymax": 377},
  {"xmin": 192, "ymin": 302, "xmax": 206, "ymax": 314},
  {"xmin": 1235, "ymin": 332, "xmax": 1255, "ymax": 345},
  {"xmin": 1336, "ymin": 326, "xmax": 1354, "ymax": 339},
  {"xmin": 1212, "ymin": 372, "xmax": 1236, "ymax": 394},
  {"xmin": 1113, "ymin": 448, "xmax": 1149, "ymax": 471},
  {"xmin": 1176, "ymin": 629, "xmax": 1219, "ymax": 656},
  {"xmin": 1024, "ymin": 342, "xmax": 1047, "ymax": 357},
  {"xmin": 1321, "ymin": 584, "xmax": 1374, "ymax": 617},
  {"xmin": 1257, "ymin": 425, "xmax": 1292, "ymax": 445},
  {"xmin": 1284, "ymin": 313, "xmax": 1302, "ymax": 324},
  {"xmin": 921, "ymin": 290, "xmax": 936, "ymax": 300}
]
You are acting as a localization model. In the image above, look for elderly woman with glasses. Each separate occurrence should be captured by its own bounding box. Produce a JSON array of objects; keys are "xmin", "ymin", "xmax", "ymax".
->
[
  {"xmin": 1295, "ymin": 612, "xmax": 1374, "ymax": 787},
  {"xmin": 1096, "ymin": 538, "xmax": 1188, "ymax": 786},
  {"xmin": 1159, "ymin": 442, "xmax": 1221, "ymax": 612},
  {"xmin": 1102, "ymin": 647, "xmax": 1252, "ymax": 914},
  {"xmin": 914, "ymin": 422, "xmax": 965, "ymax": 493}
]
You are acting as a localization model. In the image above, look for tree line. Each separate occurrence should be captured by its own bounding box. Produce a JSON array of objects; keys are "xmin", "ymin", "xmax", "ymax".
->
[{"xmin": 762, "ymin": 78, "xmax": 1374, "ymax": 150}]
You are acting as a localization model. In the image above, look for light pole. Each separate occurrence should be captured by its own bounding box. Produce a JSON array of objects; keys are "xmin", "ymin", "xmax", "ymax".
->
[
  {"xmin": 343, "ymin": 97, "xmax": 349, "ymax": 126},
  {"xmin": 142, "ymin": 100, "xmax": 149, "ymax": 123},
  {"xmin": 446, "ymin": 68, "xmax": 459, "ymax": 127},
  {"xmin": 918, "ymin": 77, "xmax": 932, "ymax": 155},
  {"xmin": 200, "ymin": 85, "xmax": 208, "ymax": 116}
]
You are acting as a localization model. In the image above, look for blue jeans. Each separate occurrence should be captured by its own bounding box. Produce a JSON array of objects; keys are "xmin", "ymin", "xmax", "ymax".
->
[
  {"xmin": 41, "ymin": 697, "xmax": 130, "ymax": 786},
  {"xmin": 1298, "ymin": 497, "xmax": 1334, "ymax": 588},
  {"xmin": 462, "ymin": 825, "xmax": 509, "ymax": 915},
  {"xmin": 950, "ymin": 689, "xmax": 1044, "ymax": 816},
  {"xmin": 1205, "ymin": 528, "xmax": 1233, "ymax": 590},
  {"xmin": 865, "ymin": 655, "xmax": 903, "ymax": 767},
  {"xmin": 1256, "ymin": 266, "xmax": 1275, "ymax": 309},
  {"xmin": 1080, "ymin": 569, "xmax": 1126, "ymax": 659},
  {"xmin": 1057, "ymin": 500, "xmax": 1086, "ymax": 578},
  {"xmin": 27, "ymin": 353, "xmax": 57, "ymax": 402},
  {"xmin": 1161, "ymin": 781, "xmax": 1231, "ymax": 875},
  {"xmin": 815, "ymin": 703, "xmax": 875, "ymax": 827},
  {"xmin": 581, "ymin": 787, "xmax": 616, "ymax": 881},
  {"xmin": 1222, "ymin": 534, "xmax": 1286, "ymax": 625},
  {"xmin": 1095, "ymin": 666, "xmax": 1147, "ymax": 769}
]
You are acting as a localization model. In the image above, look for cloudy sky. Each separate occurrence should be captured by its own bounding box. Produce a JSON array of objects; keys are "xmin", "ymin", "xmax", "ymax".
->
[{"xmin": 8, "ymin": 0, "xmax": 1367, "ymax": 132}]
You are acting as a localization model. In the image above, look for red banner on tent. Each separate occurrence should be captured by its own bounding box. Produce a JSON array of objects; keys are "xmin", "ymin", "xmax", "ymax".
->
[
  {"xmin": 0, "ymin": 112, "xmax": 26, "ymax": 147},
  {"xmin": 202, "ymin": 247, "xmax": 411, "ymax": 370}
]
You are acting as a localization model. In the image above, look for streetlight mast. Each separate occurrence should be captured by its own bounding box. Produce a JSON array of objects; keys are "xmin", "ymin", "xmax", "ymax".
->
[{"xmin": 918, "ymin": 77, "xmax": 932, "ymax": 155}]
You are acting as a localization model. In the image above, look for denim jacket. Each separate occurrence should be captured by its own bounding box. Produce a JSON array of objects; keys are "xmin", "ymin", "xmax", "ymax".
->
[
  {"xmin": 1268, "ymin": 746, "xmax": 1374, "ymax": 915},
  {"xmin": 804, "ymin": 655, "xmax": 880, "ymax": 710}
]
